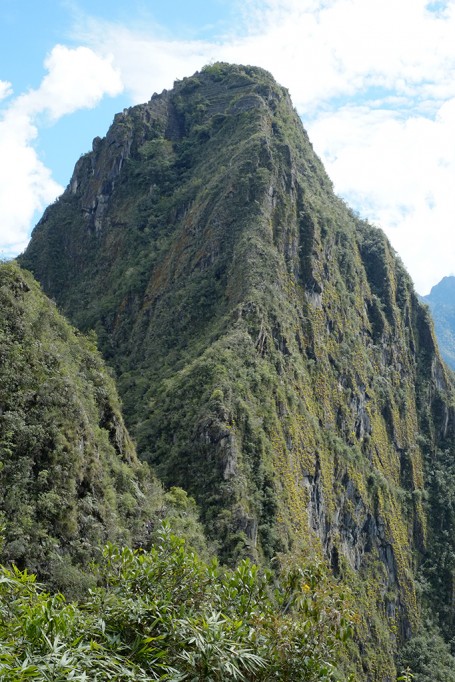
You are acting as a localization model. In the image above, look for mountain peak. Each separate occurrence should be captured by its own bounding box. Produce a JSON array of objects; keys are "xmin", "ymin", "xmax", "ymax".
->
[
  {"xmin": 427, "ymin": 274, "xmax": 455, "ymax": 301},
  {"xmin": 19, "ymin": 63, "xmax": 455, "ymax": 678}
]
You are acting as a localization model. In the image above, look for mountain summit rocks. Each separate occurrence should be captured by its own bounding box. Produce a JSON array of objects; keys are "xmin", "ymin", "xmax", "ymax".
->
[{"xmin": 20, "ymin": 63, "xmax": 455, "ymax": 677}]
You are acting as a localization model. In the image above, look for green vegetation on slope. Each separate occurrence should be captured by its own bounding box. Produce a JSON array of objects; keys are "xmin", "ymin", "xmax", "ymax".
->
[
  {"xmin": 0, "ymin": 262, "xmax": 208, "ymax": 593},
  {"xmin": 20, "ymin": 63, "xmax": 455, "ymax": 678},
  {"xmin": 0, "ymin": 526, "xmax": 355, "ymax": 681}
]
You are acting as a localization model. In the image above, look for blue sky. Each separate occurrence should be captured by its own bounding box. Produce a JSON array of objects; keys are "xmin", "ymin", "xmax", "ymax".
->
[{"xmin": 2, "ymin": 0, "xmax": 455, "ymax": 293}]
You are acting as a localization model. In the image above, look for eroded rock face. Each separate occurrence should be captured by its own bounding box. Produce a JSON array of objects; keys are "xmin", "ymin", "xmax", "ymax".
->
[{"xmin": 21, "ymin": 63, "xmax": 455, "ymax": 676}]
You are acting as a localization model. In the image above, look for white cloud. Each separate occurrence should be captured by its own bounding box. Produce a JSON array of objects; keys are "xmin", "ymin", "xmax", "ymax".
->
[
  {"xmin": 308, "ymin": 100, "xmax": 455, "ymax": 293},
  {"xmin": 76, "ymin": 21, "xmax": 217, "ymax": 103},
  {"xmin": 0, "ymin": 124, "xmax": 62, "ymax": 257},
  {"xmin": 17, "ymin": 45, "xmax": 123, "ymax": 121},
  {"xmin": 0, "ymin": 81, "xmax": 12, "ymax": 101},
  {"xmin": 225, "ymin": 0, "xmax": 455, "ymax": 111},
  {"xmin": 0, "ymin": 45, "xmax": 123, "ymax": 258}
]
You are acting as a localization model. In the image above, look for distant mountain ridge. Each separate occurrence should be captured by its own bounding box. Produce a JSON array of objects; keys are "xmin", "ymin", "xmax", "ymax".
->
[
  {"xmin": 423, "ymin": 275, "xmax": 455, "ymax": 370},
  {"xmin": 19, "ymin": 63, "xmax": 455, "ymax": 678}
]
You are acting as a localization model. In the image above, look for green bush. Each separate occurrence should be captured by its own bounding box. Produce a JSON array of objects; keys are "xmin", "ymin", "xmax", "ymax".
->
[{"xmin": 0, "ymin": 526, "xmax": 355, "ymax": 680}]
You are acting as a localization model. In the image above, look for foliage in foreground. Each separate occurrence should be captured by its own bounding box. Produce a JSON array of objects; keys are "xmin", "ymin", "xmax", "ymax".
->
[{"xmin": 0, "ymin": 526, "xmax": 355, "ymax": 681}]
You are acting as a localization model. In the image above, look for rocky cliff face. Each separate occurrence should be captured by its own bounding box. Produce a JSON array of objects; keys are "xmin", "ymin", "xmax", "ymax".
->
[{"xmin": 20, "ymin": 63, "xmax": 455, "ymax": 677}]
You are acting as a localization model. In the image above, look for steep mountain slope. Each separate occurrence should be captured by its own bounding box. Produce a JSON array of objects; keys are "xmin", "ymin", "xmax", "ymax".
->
[
  {"xmin": 0, "ymin": 261, "xmax": 159, "ymax": 592},
  {"xmin": 20, "ymin": 63, "xmax": 455, "ymax": 677},
  {"xmin": 423, "ymin": 276, "xmax": 455, "ymax": 370}
]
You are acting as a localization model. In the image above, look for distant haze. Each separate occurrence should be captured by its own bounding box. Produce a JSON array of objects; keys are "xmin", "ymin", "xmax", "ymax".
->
[{"xmin": 423, "ymin": 275, "xmax": 455, "ymax": 369}]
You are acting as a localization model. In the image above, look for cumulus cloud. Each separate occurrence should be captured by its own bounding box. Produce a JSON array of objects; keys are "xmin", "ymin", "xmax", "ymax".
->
[
  {"xmin": 0, "ymin": 45, "xmax": 123, "ymax": 258},
  {"xmin": 308, "ymin": 101, "xmax": 455, "ymax": 293},
  {"xmin": 75, "ymin": 19, "xmax": 217, "ymax": 103},
  {"xmin": 0, "ymin": 124, "xmax": 62, "ymax": 257},
  {"xmin": 16, "ymin": 45, "xmax": 123, "ymax": 120}
]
